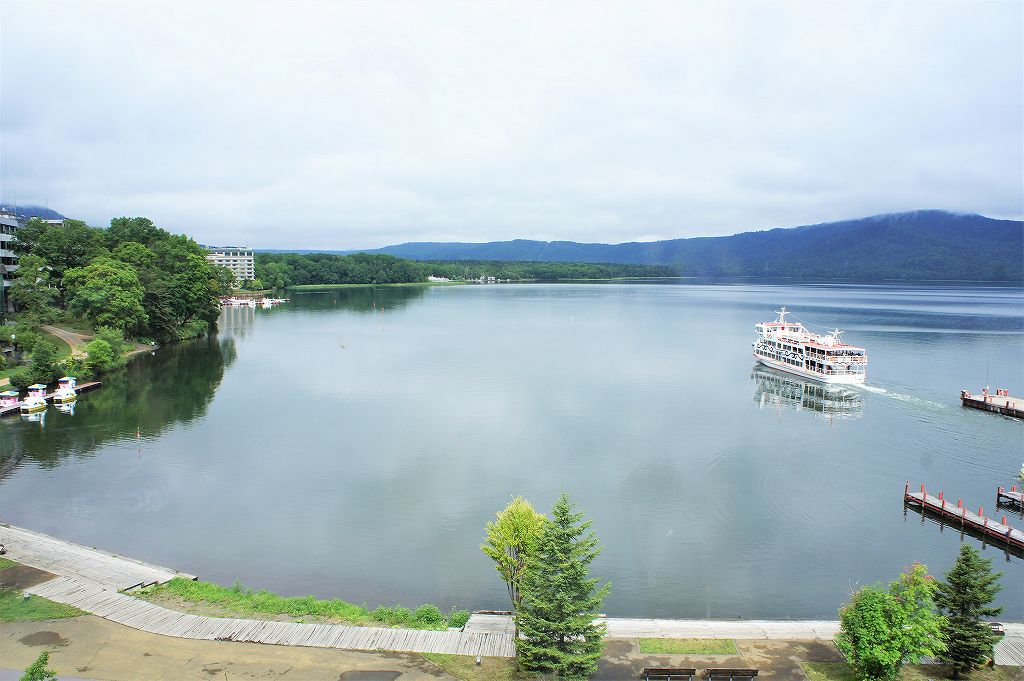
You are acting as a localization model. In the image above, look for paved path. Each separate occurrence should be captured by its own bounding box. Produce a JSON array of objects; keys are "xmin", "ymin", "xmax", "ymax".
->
[
  {"xmin": 41, "ymin": 325, "xmax": 90, "ymax": 358},
  {"xmin": 5, "ymin": 522, "xmax": 1021, "ymax": 665},
  {"xmin": 464, "ymin": 614, "xmax": 1024, "ymax": 666}
]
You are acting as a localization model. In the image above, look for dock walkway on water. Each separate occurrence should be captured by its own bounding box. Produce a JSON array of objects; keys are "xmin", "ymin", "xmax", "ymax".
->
[
  {"xmin": 903, "ymin": 483, "xmax": 1024, "ymax": 551},
  {"xmin": 960, "ymin": 388, "xmax": 1024, "ymax": 419},
  {"xmin": 3, "ymin": 522, "xmax": 1023, "ymax": 664}
]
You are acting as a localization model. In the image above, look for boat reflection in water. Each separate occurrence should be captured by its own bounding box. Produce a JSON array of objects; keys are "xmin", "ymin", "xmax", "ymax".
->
[
  {"xmin": 56, "ymin": 401, "xmax": 76, "ymax": 416},
  {"xmin": 752, "ymin": 365, "xmax": 863, "ymax": 421}
]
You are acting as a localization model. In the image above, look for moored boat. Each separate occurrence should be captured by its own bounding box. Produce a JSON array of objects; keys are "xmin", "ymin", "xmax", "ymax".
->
[
  {"xmin": 53, "ymin": 376, "xmax": 78, "ymax": 404},
  {"xmin": 0, "ymin": 390, "xmax": 19, "ymax": 409},
  {"xmin": 752, "ymin": 308, "xmax": 867, "ymax": 385},
  {"xmin": 20, "ymin": 384, "xmax": 49, "ymax": 413}
]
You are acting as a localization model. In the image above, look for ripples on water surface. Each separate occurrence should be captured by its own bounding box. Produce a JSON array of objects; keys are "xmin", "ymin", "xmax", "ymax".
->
[{"xmin": 2, "ymin": 282, "xmax": 1022, "ymax": 618}]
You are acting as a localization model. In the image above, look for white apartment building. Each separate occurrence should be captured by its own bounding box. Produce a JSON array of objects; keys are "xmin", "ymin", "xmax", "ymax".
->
[
  {"xmin": 1, "ymin": 211, "xmax": 21, "ymax": 312},
  {"xmin": 205, "ymin": 246, "xmax": 255, "ymax": 281}
]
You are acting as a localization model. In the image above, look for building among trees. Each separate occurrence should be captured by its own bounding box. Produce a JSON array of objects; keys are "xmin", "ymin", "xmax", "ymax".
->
[{"xmin": 204, "ymin": 245, "xmax": 255, "ymax": 282}]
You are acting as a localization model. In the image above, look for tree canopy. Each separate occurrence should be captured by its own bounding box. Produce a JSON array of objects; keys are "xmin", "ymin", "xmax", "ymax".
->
[
  {"xmin": 481, "ymin": 496, "xmax": 546, "ymax": 612},
  {"xmin": 11, "ymin": 216, "xmax": 231, "ymax": 343}
]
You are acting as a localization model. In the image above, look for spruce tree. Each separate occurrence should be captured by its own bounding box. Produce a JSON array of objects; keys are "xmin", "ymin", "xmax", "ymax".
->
[
  {"xmin": 935, "ymin": 543, "xmax": 1003, "ymax": 679},
  {"xmin": 515, "ymin": 493, "xmax": 610, "ymax": 680}
]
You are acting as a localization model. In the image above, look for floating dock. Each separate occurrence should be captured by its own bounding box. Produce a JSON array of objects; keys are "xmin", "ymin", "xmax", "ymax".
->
[
  {"xmin": 960, "ymin": 388, "xmax": 1023, "ymax": 419},
  {"xmin": 998, "ymin": 485, "xmax": 1024, "ymax": 508},
  {"xmin": 0, "ymin": 381, "xmax": 102, "ymax": 418},
  {"xmin": 904, "ymin": 482, "xmax": 1024, "ymax": 550}
]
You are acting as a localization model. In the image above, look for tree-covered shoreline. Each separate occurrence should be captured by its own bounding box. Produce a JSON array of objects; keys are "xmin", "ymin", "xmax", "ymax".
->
[
  {"xmin": 255, "ymin": 252, "xmax": 677, "ymax": 288},
  {"xmin": 2, "ymin": 216, "xmax": 234, "ymax": 387}
]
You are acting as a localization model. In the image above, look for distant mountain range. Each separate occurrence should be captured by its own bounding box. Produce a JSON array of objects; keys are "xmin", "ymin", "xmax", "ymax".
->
[
  {"xmin": 313, "ymin": 210, "xmax": 1019, "ymax": 282},
  {"xmin": 0, "ymin": 203, "xmax": 66, "ymax": 220}
]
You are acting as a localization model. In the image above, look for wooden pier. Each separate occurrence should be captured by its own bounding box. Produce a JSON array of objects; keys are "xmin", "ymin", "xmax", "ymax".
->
[
  {"xmin": 998, "ymin": 485, "xmax": 1024, "ymax": 508},
  {"xmin": 0, "ymin": 381, "xmax": 102, "ymax": 418},
  {"xmin": 960, "ymin": 388, "xmax": 1023, "ymax": 419},
  {"xmin": 903, "ymin": 483, "xmax": 1024, "ymax": 550}
]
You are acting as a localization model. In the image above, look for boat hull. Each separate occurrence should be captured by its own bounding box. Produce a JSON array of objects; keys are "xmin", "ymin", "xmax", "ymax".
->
[
  {"xmin": 53, "ymin": 394, "xmax": 77, "ymax": 404},
  {"xmin": 20, "ymin": 403, "xmax": 46, "ymax": 413},
  {"xmin": 754, "ymin": 355, "xmax": 865, "ymax": 385}
]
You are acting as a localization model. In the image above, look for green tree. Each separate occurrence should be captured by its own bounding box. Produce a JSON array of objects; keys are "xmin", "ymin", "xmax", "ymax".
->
[
  {"xmin": 20, "ymin": 650, "xmax": 57, "ymax": 681},
  {"xmin": 211, "ymin": 264, "xmax": 236, "ymax": 295},
  {"xmin": 836, "ymin": 586, "xmax": 905, "ymax": 681},
  {"xmin": 112, "ymin": 240, "xmax": 157, "ymax": 270},
  {"xmin": 84, "ymin": 338, "xmax": 115, "ymax": 374},
  {"xmin": 515, "ymin": 494, "xmax": 610, "ymax": 680},
  {"xmin": 8, "ymin": 254, "xmax": 59, "ymax": 321},
  {"xmin": 835, "ymin": 564, "xmax": 946, "ymax": 681},
  {"xmin": 935, "ymin": 544, "xmax": 1004, "ymax": 678},
  {"xmin": 889, "ymin": 563, "xmax": 946, "ymax": 664},
  {"xmin": 63, "ymin": 257, "xmax": 148, "ymax": 335},
  {"xmin": 481, "ymin": 496, "xmax": 546, "ymax": 612},
  {"xmin": 28, "ymin": 338, "xmax": 59, "ymax": 384},
  {"xmin": 13, "ymin": 218, "xmax": 106, "ymax": 280}
]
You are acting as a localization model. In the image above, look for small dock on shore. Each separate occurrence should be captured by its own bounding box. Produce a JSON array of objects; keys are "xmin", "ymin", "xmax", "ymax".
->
[
  {"xmin": 960, "ymin": 388, "xmax": 1023, "ymax": 419},
  {"xmin": 904, "ymin": 483, "xmax": 1024, "ymax": 550},
  {"xmin": 0, "ymin": 381, "xmax": 102, "ymax": 418}
]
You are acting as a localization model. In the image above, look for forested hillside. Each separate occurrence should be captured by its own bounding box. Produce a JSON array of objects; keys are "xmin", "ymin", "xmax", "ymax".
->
[{"xmin": 353, "ymin": 211, "xmax": 1023, "ymax": 282}]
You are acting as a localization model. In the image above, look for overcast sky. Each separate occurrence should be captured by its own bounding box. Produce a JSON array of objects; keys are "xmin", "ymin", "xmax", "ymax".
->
[{"xmin": 1, "ymin": 1, "xmax": 1022, "ymax": 249}]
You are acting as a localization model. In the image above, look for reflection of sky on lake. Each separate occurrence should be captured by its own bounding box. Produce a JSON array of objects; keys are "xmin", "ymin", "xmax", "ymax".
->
[{"xmin": 1, "ymin": 282, "xmax": 1021, "ymax": 619}]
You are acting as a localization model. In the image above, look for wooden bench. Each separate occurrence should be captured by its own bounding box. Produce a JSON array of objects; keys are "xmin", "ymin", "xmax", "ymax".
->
[
  {"xmin": 641, "ymin": 668, "xmax": 696, "ymax": 680},
  {"xmin": 706, "ymin": 669, "xmax": 758, "ymax": 680}
]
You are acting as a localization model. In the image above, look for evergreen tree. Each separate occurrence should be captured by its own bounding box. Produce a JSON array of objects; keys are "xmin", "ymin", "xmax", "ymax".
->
[
  {"xmin": 515, "ymin": 493, "xmax": 610, "ymax": 680},
  {"xmin": 935, "ymin": 544, "xmax": 1003, "ymax": 678}
]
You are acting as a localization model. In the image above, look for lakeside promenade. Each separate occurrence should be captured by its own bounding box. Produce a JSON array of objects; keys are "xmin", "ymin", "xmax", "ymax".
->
[{"xmin": 2, "ymin": 523, "xmax": 1022, "ymax": 665}]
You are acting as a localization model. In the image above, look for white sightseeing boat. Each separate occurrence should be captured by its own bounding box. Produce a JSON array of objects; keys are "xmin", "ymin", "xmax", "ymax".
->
[{"xmin": 752, "ymin": 308, "xmax": 867, "ymax": 385}]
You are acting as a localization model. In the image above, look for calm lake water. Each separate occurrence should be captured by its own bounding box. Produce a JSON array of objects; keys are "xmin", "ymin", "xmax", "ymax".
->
[{"xmin": 2, "ymin": 282, "xmax": 1023, "ymax": 619}]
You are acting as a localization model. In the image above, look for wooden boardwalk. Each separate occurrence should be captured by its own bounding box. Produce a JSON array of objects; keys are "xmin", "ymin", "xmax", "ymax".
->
[
  {"xmin": 26, "ymin": 576, "xmax": 514, "ymax": 656},
  {"xmin": 904, "ymin": 484, "xmax": 1024, "ymax": 550},
  {"xmin": 0, "ymin": 524, "xmax": 194, "ymax": 590},
  {"xmin": 0, "ymin": 523, "xmax": 513, "ymax": 657}
]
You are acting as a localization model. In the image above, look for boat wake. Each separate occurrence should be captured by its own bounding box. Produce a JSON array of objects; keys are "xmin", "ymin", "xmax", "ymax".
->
[{"xmin": 857, "ymin": 384, "xmax": 947, "ymax": 410}]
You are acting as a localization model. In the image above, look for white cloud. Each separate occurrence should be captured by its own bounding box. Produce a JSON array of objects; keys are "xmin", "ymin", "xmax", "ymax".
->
[{"xmin": 2, "ymin": 0, "xmax": 1021, "ymax": 249}]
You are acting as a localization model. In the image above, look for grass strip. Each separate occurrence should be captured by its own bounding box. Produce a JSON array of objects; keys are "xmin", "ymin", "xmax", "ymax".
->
[
  {"xmin": 0, "ymin": 588, "xmax": 84, "ymax": 622},
  {"xmin": 637, "ymin": 638, "xmax": 738, "ymax": 655},
  {"xmin": 421, "ymin": 653, "xmax": 534, "ymax": 680},
  {"xmin": 0, "ymin": 557, "xmax": 18, "ymax": 570},
  {"xmin": 136, "ymin": 577, "xmax": 469, "ymax": 631},
  {"xmin": 802, "ymin": 662, "xmax": 1020, "ymax": 681}
]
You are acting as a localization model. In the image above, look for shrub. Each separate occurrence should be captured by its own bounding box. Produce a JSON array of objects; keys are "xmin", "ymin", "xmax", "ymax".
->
[
  {"xmin": 94, "ymin": 326, "xmax": 127, "ymax": 356},
  {"xmin": 447, "ymin": 609, "xmax": 470, "ymax": 629},
  {"xmin": 0, "ymin": 353, "xmax": 7, "ymax": 371},
  {"xmin": 21, "ymin": 651, "xmax": 57, "ymax": 681},
  {"xmin": 84, "ymin": 338, "xmax": 115, "ymax": 374},
  {"xmin": 27, "ymin": 339, "xmax": 59, "ymax": 384},
  {"xmin": 11, "ymin": 321, "xmax": 41, "ymax": 351},
  {"xmin": 8, "ymin": 369, "xmax": 32, "ymax": 390},
  {"xmin": 412, "ymin": 604, "xmax": 444, "ymax": 626}
]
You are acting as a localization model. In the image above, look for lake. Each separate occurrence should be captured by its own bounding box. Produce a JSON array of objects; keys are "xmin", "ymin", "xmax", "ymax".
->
[{"xmin": 2, "ymin": 281, "xmax": 1022, "ymax": 619}]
